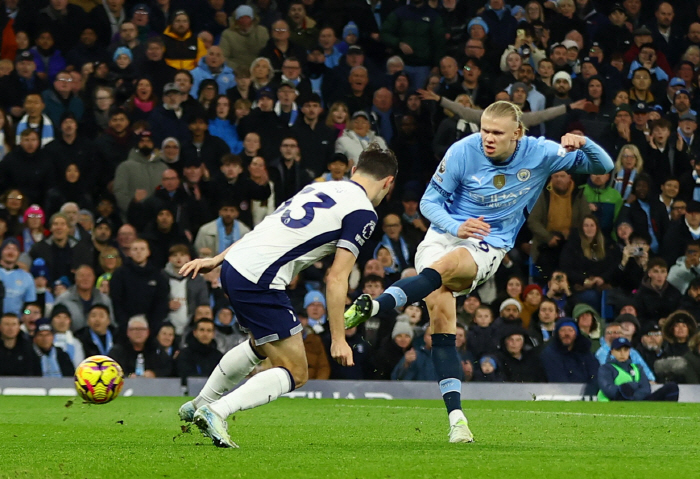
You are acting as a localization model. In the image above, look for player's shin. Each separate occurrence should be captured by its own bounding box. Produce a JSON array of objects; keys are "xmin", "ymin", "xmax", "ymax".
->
[
  {"xmin": 208, "ymin": 367, "xmax": 295, "ymax": 418},
  {"xmin": 374, "ymin": 268, "xmax": 443, "ymax": 315},
  {"xmin": 431, "ymin": 334, "xmax": 465, "ymax": 425},
  {"xmin": 193, "ymin": 339, "xmax": 265, "ymax": 408}
]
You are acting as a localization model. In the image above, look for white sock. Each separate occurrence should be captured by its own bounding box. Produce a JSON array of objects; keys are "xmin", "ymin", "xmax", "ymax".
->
[
  {"xmin": 208, "ymin": 367, "xmax": 293, "ymax": 419},
  {"xmin": 448, "ymin": 409, "xmax": 467, "ymax": 427},
  {"xmin": 371, "ymin": 300, "xmax": 380, "ymax": 316},
  {"xmin": 193, "ymin": 340, "xmax": 263, "ymax": 408}
]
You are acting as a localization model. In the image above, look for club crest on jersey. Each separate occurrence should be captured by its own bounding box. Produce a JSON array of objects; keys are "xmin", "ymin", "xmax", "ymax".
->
[
  {"xmin": 517, "ymin": 169, "xmax": 531, "ymax": 182},
  {"xmin": 493, "ymin": 174, "xmax": 506, "ymax": 189}
]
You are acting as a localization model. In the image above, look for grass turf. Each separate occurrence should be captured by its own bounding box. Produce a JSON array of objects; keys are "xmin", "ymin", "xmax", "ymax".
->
[{"xmin": 1, "ymin": 397, "xmax": 699, "ymax": 479}]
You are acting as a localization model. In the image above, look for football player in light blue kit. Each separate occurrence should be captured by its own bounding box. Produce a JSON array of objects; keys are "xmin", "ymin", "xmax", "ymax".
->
[
  {"xmin": 176, "ymin": 144, "xmax": 397, "ymax": 448},
  {"xmin": 345, "ymin": 101, "xmax": 614, "ymax": 442}
]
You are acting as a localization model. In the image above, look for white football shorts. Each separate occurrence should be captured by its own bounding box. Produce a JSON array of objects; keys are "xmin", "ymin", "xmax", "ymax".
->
[{"xmin": 415, "ymin": 228, "xmax": 508, "ymax": 296}]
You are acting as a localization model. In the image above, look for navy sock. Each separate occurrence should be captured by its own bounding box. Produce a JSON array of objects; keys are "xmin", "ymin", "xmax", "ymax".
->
[
  {"xmin": 431, "ymin": 334, "xmax": 462, "ymax": 414},
  {"xmin": 375, "ymin": 268, "xmax": 442, "ymax": 314}
]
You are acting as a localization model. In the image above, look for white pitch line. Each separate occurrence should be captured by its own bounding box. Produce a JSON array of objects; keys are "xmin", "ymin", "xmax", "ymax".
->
[{"xmin": 333, "ymin": 404, "xmax": 696, "ymax": 420}]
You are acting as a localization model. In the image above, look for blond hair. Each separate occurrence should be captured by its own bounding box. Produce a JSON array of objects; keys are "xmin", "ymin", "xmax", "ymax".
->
[
  {"xmin": 614, "ymin": 144, "xmax": 644, "ymax": 174},
  {"xmin": 482, "ymin": 101, "xmax": 527, "ymax": 138}
]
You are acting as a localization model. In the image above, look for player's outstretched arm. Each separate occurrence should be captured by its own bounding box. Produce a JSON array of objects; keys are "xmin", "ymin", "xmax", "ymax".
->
[
  {"xmin": 179, "ymin": 242, "xmax": 238, "ymax": 278},
  {"xmin": 326, "ymin": 248, "xmax": 357, "ymax": 367},
  {"xmin": 561, "ymin": 134, "xmax": 614, "ymax": 175}
]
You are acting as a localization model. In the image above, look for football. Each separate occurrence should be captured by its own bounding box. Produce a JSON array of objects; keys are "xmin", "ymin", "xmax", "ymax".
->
[{"xmin": 74, "ymin": 355, "xmax": 125, "ymax": 404}]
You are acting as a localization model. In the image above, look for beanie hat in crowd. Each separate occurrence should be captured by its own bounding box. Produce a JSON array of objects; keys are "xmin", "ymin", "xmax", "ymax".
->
[
  {"xmin": 235, "ymin": 5, "xmax": 254, "ymax": 20},
  {"xmin": 392, "ymin": 320, "xmax": 414, "ymax": 340},
  {"xmin": 467, "ymin": 17, "xmax": 489, "ymax": 35},
  {"xmin": 0, "ymin": 237, "xmax": 20, "ymax": 255},
  {"xmin": 50, "ymin": 304, "xmax": 72, "ymax": 320},
  {"xmin": 552, "ymin": 71, "xmax": 572, "ymax": 88},
  {"xmin": 30, "ymin": 258, "xmax": 49, "ymax": 280},
  {"xmin": 113, "ymin": 47, "xmax": 133, "ymax": 62},
  {"xmin": 480, "ymin": 355, "xmax": 497, "ymax": 370},
  {"xmin": 499, "ymin": 298, "xmax": 522, "ymax": 313},
  {"xmin": 343, "ymin": 21, "xmax": 359, "ymax": 38},
  {"xmin": 23, "ymin": 204, "xmax": 45, "ymax": 226},
  {"xmin": 521, "ymin": 284, "xmax": 543, "ymax": 301},
  {"xmin": 303, "ymin": 290, "xmax": 326, "ymax": 309}
]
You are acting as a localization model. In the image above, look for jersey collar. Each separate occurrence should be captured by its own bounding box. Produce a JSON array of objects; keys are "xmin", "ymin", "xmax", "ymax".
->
[
  {"xmin": 480, "ymin": 138, "xmax": 521, "ymax": 167},
  {"xmin": 349, "ymin": 180, "xmax": 367, "ymax": 194}
]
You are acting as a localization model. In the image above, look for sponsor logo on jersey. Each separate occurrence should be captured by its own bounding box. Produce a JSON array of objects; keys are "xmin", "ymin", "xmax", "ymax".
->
[
  {"xmin": 438, "ymin": 158, "xmax": 447, "ymax": 174},
  {"xmin": 493, "ymin": 174, "xmax": 506, "ymax": 189},
  {"xmin": 517, "ymin": 169, "xmax": 531, "ymax": 182}
]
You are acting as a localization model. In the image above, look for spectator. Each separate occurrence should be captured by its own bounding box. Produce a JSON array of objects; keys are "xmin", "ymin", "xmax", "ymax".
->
[
  {"xmin": 481, "ymin": 0, "xmax": 517, "ymax": 52},
  {"xmin": 528, "ymin": 171, "xmax": 590, "ymax": 281},
  {"xmin": 149, "ymin": 83, "xmax": 190, "ymax": 146},
  {"xmin": 661, "ymin": 310, "xmax": 697, "ymax": 358},
  {"xmin": 108, "ymin": 21, "xmax": 146, "ymax": 69},
  {"xmin": 48, "ymin": 304, "xmax": 84, "ymax": 367},
  {"xmin": 191, "ymin": 46, "xmax": 235, "ymax": 100},
  {"xmin": 559, "ymin": 215, "xmax": 618, "ymax": 308},
  {"xmin": 0, "ymin": 238, "xmax": 37, "ymax": 315},
  {"xmin": 314, "ymin": 153, "xmax": 349, "ymax": 183},
  {"xmin": 683, "ymin": 332, "xmax": 700, "ymax": 383},
  {"xmin": 273, "ymin": 80, "xmax": 299, "ymax": 127},
  {"xmin": 602, "ymin": 105, "xmax": 648, "ymax": 161},
  {"xmin": 113, "ymin": 130, "xmax": 167, "ymax": 215},
  {"xmin": 611, "ymin": 144, "xmax": 644, "ymax": 202},
  {"xmin": 456, "ymin": 292, "xmax": 480, "ymax": 326},
  {"xmin": 28, "ymin": 213, "xmax": 92, "ymax": 282},
  {"xmin": 286, "ymin": 1, "xmax": 319, "ymax": 51},
  {"xmin": 162, "ymin": 10, "xmax": 206, "ymax": 71},
  {"xmin": 467, "ymin": 304, "xmax": 499, "ymax": 359},
  {"xmin": 0, "ymin": 130, "xmax": 53, "ymax": 206},
  {"xmin": 298, "ymin": 309, "xmax": 330, "ymax": 380},
  {"xmin": 19, "ymin": 303, "xmax": 42, "ymax": 337},
  {"xmin": 473, "ymin": 354, "xmax": 502, "ymax": 382},
  {"xmin": 163, "ymin": 244, "xmax": 208, "ymax": 336},
  {"xmin": 268, "ymin": 135, "xmax": 314, "ymax": 206},
  {"xmin": 391, "ymin": 325, "xmax": 437, "ymax": 381},
  {"xmin": 582, "ymin": 172, "xmax": 623, "ymax": 240},
  {"xmin": 528, "ymin": 297, "xmax": 558, "ymax": 349},
  {"xmin": 89, "ymin": 0, "xmax": 126, "ymax": 47},
  {"xmin": 181, "ymin": 113, "xmax": 231, "ymax": 180},
  {"xmin": 75, "ymin": 303, "xmax": 115, "ymax": 357},
  {"xmin": 208, "ymin": 95, "xmax": 243, "ymax": 154},
  {"xmin": 0, "ymin": 312, "xmax": 34, "ymax": 375},
  {"xmin": 572, "ymin": 303, "xmax": 602, "ymax": 352},
  {"xmin": 619, "ymin": 173, "xmax": 668, "ymax": 256},
  {"xmin": 496, "ymin": 327, "xmax": 546, "ymax": 383},
  {"xmin": 41, "ymin": 71, "xmax": 84, "ymax": 128},
  {"xmin": 93, "ymin": 108, "xmax": 137, "ymax": 191},
  {"xmin": 65, "ymin": 27, "xmax": 109, "ymax": 70},
  {"xmin": 53, "ymin": 264, "xmax": 114, "ymax": 332},
  {"xmin": 176, "ymin": 317, "xmax": 223, "ymax": 383},
  {"xmin": 194, "ymin": 200, "xmax": 251, "ymax": 257},
  {"xmin": 0, "ymin": 50, "xmax": 49, "ymax": 116},
  {"xmin": 291, "ymin": 93, "xmax": 335, "ymax": 177},
  {"xmin": 140, "ymin": 205, "xmax": 191, "ymax": 269},
  {"xmin": 140, "ymin": 37, "xmax": 177, "ymax": 96},
  {"xmin": 633, "ymin": 258, "xmax": 682, "ymax": 328},
  {"xmin": 109, "ymin": 238, "xmax": 169, "ymax": 333},
  {"xmin": 662, "ymin": 200, "xmax": 700, "ymax": 268},
  {"xmin": 638, "ymin": 323, "xmax": 665, "ymax": 373},
  {"xmin": 540, "ymin": 319, "xmax": 599, "ymax": 388},
  {"xmin": 594, "ymin": 321, "xmax": 655, "ymax": 381},
  {"xmin": 220, "ymin": 5, "xmax": 269, "ymax": 72},
  {"xmin": 335, "ymin": 110, "xmax": 388, "ymax": 170},
  {"xmin": 649, "ymin": 2, "xmax": 684, "ymax": 67},
  {"xmin": 598, "ymin": 337, "xmax": 679, "ymax": 401},
  {"xmin": 30, "ymin": 317, "xmax": 73, "ymax": 377},
  {"xmin": 372, "ymin": 319, "xmax": 414, "ymax": 380},
  {"xmin": 646, "ymin": 118, "xmax": 690, "ymax": 183},
  {"xmin": 213, "ymin": 305, "xmax": 247, "ymax": 354},
  {"xmin": 108, "ymin": 314, "xmax": 173, "ymax": 377},
  {"xmin": 259, "ymin": 19, "xmax": 307, "ymax": 74},
  {"xmin": 668, "ymin": 241, "xmax": 700, "ymax": 294}
]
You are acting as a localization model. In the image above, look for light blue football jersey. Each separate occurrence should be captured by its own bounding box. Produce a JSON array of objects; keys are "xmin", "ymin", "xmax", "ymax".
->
[{"xmin": 421, "ymin": 134, "xmax": 614, "ymax": 250}]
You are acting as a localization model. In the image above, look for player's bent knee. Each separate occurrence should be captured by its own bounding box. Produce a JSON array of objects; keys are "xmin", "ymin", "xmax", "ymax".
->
[{"xmin": 290, "ymin": 366, "xmax": 308, "ymax": 389}]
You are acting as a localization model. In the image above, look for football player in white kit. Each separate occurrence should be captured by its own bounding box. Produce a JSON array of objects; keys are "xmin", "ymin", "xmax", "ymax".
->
[{"xmin": 177, "ymin": 143, "xmax": 397, "ymax": 448}]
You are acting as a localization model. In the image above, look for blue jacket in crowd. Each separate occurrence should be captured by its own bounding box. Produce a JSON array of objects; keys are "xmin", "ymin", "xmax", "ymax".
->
[{"xmin": 190, "ymin": 57, "xmax": 236, "ymax": 99}]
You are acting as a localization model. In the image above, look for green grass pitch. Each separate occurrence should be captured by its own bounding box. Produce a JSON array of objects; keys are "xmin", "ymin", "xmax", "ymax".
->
[{"xmin": 1, "ymin": 396, "xmax": 700, "ymax": 479}]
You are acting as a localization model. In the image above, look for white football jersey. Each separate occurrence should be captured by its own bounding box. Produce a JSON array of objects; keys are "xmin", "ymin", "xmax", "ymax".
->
[{"xmin": 224, "ymin": 181, "xmax": 377, "ymax": 289}]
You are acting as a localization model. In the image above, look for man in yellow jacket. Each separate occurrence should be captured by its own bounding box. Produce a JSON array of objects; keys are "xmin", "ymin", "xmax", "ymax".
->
[{"xmin": 162, "ymin": 10, "xmax": 206, "ymax": 70}]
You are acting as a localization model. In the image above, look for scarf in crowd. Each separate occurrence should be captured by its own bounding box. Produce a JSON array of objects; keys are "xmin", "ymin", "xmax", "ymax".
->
[
  {"xmin": 613, "ymin": 168, "xmax": 636, "ymax": 200},
  {"xmin": 274, "ymin": 101, "xmax": 298, "ymax": 127},
  {"xmin": 90, "ymin": 328, "xmax": 113, "ymax": 356},
  {"xmin": 103, "ymin": 0, "xmax": 125, "ymax": 36},
  {"xmin": 376, "ymin": 234, "xmax": 410, "ymax": 274},
  {"xmin": 34, "ymin": 345, "xmax": 62, "ymax": 377},
  {"xmin": 53, "ymin": 332, "xmax": 76, "ymax": 362},
  {"xmin": 216, "ymin": 217, "xmax": 241, "ymax": 254},
  {"xmin": 16, "ymin": 114, "xmax": 54, "ymax": 147}
]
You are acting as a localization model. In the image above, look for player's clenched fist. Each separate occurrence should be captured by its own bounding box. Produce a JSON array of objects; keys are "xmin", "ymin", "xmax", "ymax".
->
[
  {"xmin": 331, "ymin": 341, "xmax": 355, "ymax": 367},
  {"xmin": 561, "ymin": 133, "xmax": 586, "ymax": 152},
  {"xmin": 457, "ymin": 216, "xmax": 490, "ymax": 240}
]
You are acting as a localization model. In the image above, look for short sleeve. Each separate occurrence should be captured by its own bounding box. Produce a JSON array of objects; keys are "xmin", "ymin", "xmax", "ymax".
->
[
  {"xmin": 337, "ymin": 209, "xmax": 378, "ymax": 257},
  {"xmin": 430, "ymin": 144, "xmax": 465, "ymax": 198}
]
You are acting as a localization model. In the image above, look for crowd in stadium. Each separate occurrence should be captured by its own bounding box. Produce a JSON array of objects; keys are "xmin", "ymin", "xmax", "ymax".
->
[{"xmin": 0, "ymin": 0, "xmax": 700, "ymax": 397}]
